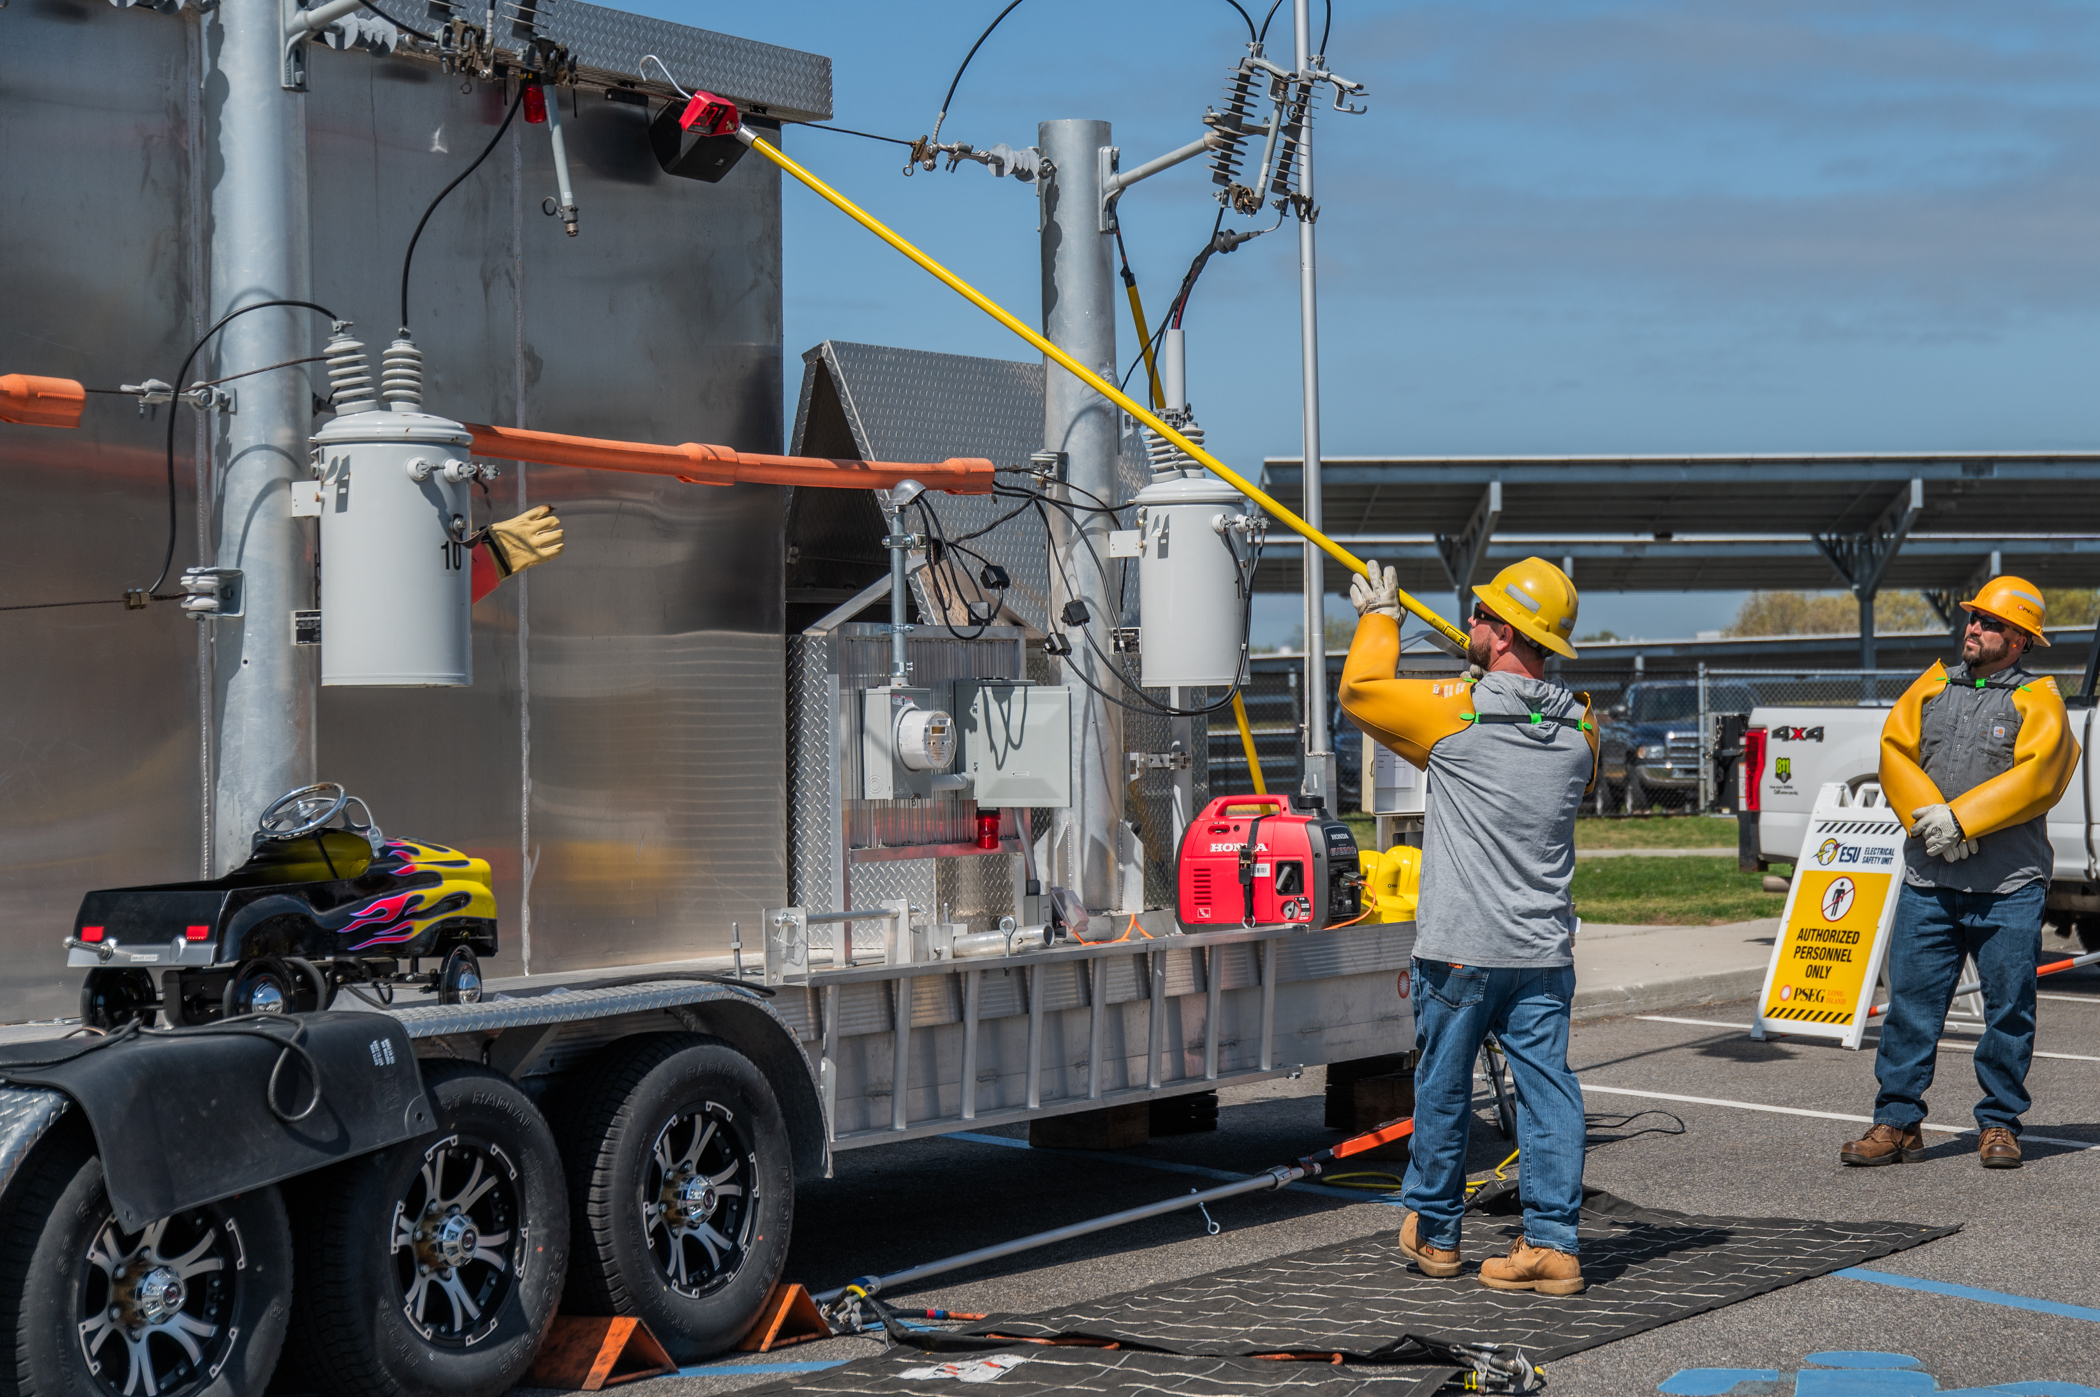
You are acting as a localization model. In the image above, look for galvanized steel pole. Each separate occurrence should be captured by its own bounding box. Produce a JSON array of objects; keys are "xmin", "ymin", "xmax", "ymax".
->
[
  {"xmin": 1294, "ymin": 0, "xmax": 1334, "ymax": 805},
  {"xmin": 1039, "ymin": 119, "xmax": 1123, "ymax": 912},
  {"xmin": 206, "ymin": 0, "xmax": 316, "ymax": 872}
]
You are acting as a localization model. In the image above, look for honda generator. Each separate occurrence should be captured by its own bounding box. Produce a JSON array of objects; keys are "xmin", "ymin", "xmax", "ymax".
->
[{"xmin": 1174, "ymin": 793, "xmax": 1363, "ymax": 931}]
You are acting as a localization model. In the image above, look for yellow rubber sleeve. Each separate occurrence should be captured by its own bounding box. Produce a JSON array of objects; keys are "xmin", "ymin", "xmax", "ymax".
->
[
  {"xmin": 1879, "ymin": 664, "xmax": 1950, "ymax": 832},
  {"xmin": 1950, "ymin": 676, "xmax": 2080, "ymax": 839},
  {"xmin": 1337, "ymin": 614, "xmax": 1474, "ymax": 767},
  {"xmin": 737, "ymin": 129, "xmax": 1472, "ymax": 654}
]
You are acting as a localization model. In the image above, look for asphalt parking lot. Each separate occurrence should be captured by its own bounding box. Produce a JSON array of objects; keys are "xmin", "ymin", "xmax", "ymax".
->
[{"xmin": 530, "ymin": 967, "xmax": 2100, "ymax": 1397}]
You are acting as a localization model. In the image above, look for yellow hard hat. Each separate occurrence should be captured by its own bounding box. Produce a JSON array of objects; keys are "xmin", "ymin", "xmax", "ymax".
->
[
  {"xmin": 1472, "ymin": 557, "xmax": 1580, "ymax": 659},
  {"xmin": 1961, "ymin": 575, "xmax": 2049, "ymax": 647}
]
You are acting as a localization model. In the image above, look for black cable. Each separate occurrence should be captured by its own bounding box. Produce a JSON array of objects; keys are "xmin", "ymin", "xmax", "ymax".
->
[
  {"xmin": 151, "ymin": 298, "xmax": 340, "ymax": 597},
  {"xmin": 1258, "ymin": 0, "xmax": 1283, "ymax": 41},
  {"xmin": 914, "ymin": 497, "xmax": 994, "ymax": 640},
  {"xmin": 401, "ymin": 83, "xmax": 525, "ymax": 332},
  {"xmin": 1583, "ymin": 1109, "xmax": 1687, "ymax": 1149},
  {"xmin": 1320, "ymin": 0, "xmax": 1331, "ymax": 55},
  {"xmin": 933, "ymin": 0, "xmax": 1257, "ymax": 141},
  {"xmin": 357, "ymin": 0, "xmax": 436, "ymax": 41},
  {"xmin": 798, "ymin": 123, "xmax": 915, "ymax": 147}
]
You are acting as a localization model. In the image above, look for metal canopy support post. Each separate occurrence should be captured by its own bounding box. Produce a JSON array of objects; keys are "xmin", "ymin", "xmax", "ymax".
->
[
  {"xmin": 1436, "ymin": 479, "xmax": 1503, "ymax": 620},
  {"xmin": 209, "ymin": 0, "xmax": 317, "ymax": 873},
  {"xmin": 1814, "ymin": 477, "xmax": 1922, "ymax": 690},
  {"xmin": 1295, "ymin": 0, "xmax": 1333, "ymax": 805},
  {"xmin": 1040, "ymin": 118, "xmax": 1122, "ymax": 913}
]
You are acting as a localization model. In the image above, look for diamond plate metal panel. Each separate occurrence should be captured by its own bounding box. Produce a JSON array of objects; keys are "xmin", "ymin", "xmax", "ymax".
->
[
  {"xmin": 787, "ymin": 635, "xmax": 844, "ymax": 914},
  {"xmin": 386, "ymin": 978, "xmax": 791, "ymax": 1036},
  {"xmin": 935, "ymin": 852, "xmax": 1018, "ymax": 927},
  {"xmin": 0, "ymin": 1087, "xmax": 69, "ymax": 1207},
  {"xmin": 542, "ymin": 2, "xmax": 831, "ymax": 122}
]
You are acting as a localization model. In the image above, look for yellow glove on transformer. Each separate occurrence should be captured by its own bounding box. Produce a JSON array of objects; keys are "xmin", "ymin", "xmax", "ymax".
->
[
  {"xmin": 485, "ymin": 505, "xmax": 565, "ymax": 578},
  {"xmin": 1349, "ymin": 562, "xmax": 1402, "ymax": 622}
]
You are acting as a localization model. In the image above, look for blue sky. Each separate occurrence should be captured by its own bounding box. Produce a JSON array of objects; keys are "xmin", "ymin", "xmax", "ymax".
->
[{"xmin": 639, "ymin": 0, "xmax": 2100, "ymax": 643}]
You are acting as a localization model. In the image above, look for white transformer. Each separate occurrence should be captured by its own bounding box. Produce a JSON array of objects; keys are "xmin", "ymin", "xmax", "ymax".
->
[
  {"xmin": 1120, "ymin": 472, "xmax": 1251, "ymax": 688},
  {"xmin": 311, "ymin": 403, "xmax": 484, "ymax": 687}
]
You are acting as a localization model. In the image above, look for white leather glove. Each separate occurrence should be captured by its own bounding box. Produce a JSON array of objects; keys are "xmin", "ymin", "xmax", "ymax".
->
[
  {"xmin": 1942, "ymin": 838, "xmax": 1979, "ymax": 864},
  {"xmin": 1911, "ymin": 804, "xmax": 1964, "ymax": 859},
  {"xmin": 1349, "ymin": 562, "xmax": 1401, "ymax": 622},
  {"xmin": 1463, "ymin": 663, "xmax": 1487, "ymax": 682}
]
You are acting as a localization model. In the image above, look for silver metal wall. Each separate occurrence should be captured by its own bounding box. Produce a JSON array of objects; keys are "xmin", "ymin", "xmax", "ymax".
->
[{"xmin": 0, "ymin": 5, "xmax": 810, "ymax": 1017}]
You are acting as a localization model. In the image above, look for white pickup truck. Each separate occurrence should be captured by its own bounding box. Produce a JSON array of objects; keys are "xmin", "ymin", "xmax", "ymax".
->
[{"xmin": 1738, "ymin": 695, "xmax": 2100, "ymax": 924}]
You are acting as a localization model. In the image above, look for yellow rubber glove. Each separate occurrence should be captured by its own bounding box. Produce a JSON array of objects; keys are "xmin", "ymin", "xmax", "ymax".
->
[{"xmin": 486, "ymin": 505, "xmax": 565, "ymax": 578}]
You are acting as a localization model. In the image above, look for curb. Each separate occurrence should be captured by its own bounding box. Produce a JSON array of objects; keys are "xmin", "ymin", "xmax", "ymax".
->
[{"xmin": 1571, "ymin": 965, "xmax": 1767, "ymax": 1023}]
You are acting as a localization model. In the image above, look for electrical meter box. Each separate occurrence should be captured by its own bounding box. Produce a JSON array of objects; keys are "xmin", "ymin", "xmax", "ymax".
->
[
  {"xmin": 861, "ymin": 686, "xmax": 956, "ymax": 800},
  {"xmin": 956, "ymin": 681, "xmax": 1072, "ymax": 808},
  {"xmin": 1362, "ymin": 742, "xmax": 1427, "ymax": 816}
]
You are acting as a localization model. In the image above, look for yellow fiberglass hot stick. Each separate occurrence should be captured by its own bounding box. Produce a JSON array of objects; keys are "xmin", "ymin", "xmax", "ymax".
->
[
  {"xmin": 1231, "ymin": 692, "xmax": 1267, "ymax": 794},
  {"xmin": 736, "ymin": 128, "xmax": 1471, "ymax": 654}
]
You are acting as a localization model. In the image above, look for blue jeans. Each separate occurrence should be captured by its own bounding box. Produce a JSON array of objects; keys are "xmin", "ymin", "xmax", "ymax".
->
[
  {"xmin": 1402, "ymin": 959, "xmax": 1585, "ymax": 1255},
  {"xmin": 1874, "ymin": 881, "xmax": 2045, "ymax": 1135}
]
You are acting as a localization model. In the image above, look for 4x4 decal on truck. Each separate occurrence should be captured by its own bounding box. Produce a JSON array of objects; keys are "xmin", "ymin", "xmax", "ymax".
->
[{"xmin": 1772, "ymin": 725, "xmax": 1824, "ymax": 742}]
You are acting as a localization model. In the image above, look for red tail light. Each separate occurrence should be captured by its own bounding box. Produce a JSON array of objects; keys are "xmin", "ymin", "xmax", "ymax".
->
[
  {"xmin": 678, "ymin": 90, "xmax": 741, "ymax": 136},
  {"xmin": 1742, "ymin": 727, "xmax": 1767, "ymax": 812},
  {"xmin": 523, "ymin": 83, "xmax": 548, "ymax": 125},
  {"xmin": 79, "ymin": 925, "xmax": 103, "ymax": 942},
  {"xmin": 185, "ymin": 924, "xmax": 212, "ymax": 941}
]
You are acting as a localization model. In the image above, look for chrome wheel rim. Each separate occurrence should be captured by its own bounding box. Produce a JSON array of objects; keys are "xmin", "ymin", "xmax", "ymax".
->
[
  {"xmin": 641, "ymin": 1103, "xmax": 754, "ymax": 1298},
  {"xmin": 78, "ymin": 1210, "xmax": 239, "ymax": 1397},
  {"xmin": 391, "ymin": 1136, "xmax": 518, "ymax": 1344}
]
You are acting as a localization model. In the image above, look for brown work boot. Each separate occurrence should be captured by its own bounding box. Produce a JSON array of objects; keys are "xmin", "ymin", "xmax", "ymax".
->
[
  {"xmin": 1840, "ymin": 1122, "xmax": 1926, "ymax": 1167},
  {"xmin": 1398, "ymin": 1211, "xmax": 1462, "ymax": 1278},
  {"xmin": 1479, "ymin": 1240, "xmax": 1585, "ymax": 1296},
  {"xmin": 1979, "ymin": 1126, "xmax": 2022, "ymax": 1169}
]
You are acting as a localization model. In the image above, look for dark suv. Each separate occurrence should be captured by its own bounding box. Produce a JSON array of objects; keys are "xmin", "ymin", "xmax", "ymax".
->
[{"xmin": 1596, "ymin": 679, "xmax": 1759, "ymax": 812}]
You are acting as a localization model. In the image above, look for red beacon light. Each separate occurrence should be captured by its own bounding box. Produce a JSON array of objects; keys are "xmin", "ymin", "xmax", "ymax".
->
[
  {"xmin": 678, "ymin": 90, "xmax": 740, "ymax": 136},
  {"xmin": 522, "ymin": 82, "xmax": 548, "ymax": 125}
]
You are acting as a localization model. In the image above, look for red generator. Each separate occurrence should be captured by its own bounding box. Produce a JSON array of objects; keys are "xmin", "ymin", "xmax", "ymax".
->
[{"xmin": 1174, "ymin": 793, "xmax": 1363, "ymax": 932}]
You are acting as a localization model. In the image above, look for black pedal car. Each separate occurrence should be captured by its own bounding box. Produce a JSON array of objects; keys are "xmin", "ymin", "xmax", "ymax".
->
[{"xmin": 67, "ymin": 783, "xmax": 498, "ymax": 1028}]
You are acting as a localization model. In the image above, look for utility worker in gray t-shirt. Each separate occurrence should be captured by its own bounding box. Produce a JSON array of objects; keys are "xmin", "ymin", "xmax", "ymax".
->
[
  {"xmin": 1340, "ymin": 557, "xmax": 1598, "ymax": 1297},
  {"xmin": 1842, "ymin": 576, "xmax": 2077, "ymax": 1171}
]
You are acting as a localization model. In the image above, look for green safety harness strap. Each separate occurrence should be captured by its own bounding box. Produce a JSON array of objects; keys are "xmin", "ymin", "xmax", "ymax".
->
[{"xmin": 1461, "ymin": 711, "xmax": 1594, "ymax": 733}]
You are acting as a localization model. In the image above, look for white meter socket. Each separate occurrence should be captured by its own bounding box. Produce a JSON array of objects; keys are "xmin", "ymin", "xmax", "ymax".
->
[{"xmin": 895, "ymin": 706, "xmax": 956, "ymax": 772}]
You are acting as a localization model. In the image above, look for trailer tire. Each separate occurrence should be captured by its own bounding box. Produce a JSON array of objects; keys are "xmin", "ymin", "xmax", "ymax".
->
[
  {"xmin": 280, "ymin": 1062, "xmax": 566, "ymax": 1397},
  {"xmin": 3, "ymin": 1147, "xmax": 291, "ymax": 1397},
  {"xmin": 555, "ymin": 1034, "xmax": 794, "ymax": 1362}
]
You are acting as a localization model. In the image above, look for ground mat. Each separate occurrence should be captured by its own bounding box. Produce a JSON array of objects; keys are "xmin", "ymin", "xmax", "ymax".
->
[
  {"xmin": 953, "ymin": 1189, "xmax": 1957, "ymax": 1363},
  {"xmin": 749, "ymin": 1348, "xmax": 1460, "ymax": 1397}
]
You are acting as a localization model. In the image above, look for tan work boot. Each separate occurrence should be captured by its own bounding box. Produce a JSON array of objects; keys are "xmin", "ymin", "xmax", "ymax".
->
[
  {"xmin": 1479, "ymin": 1240, "xmax": 1585, "ymax": 1296},
  {"xmin": 1840, "ymin": 1122, "xmax": 1926, "ymax": 1166},
  {"xmin": 1398, "ymin": 1211, "xmax": 1462, "ymax": 1278},
  {"xmin": 1978, "ymin": 1126, "xmax": 2022, "ymax": 1169}
]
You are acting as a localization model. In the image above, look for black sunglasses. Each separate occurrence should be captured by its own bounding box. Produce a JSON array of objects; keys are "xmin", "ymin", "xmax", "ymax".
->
[
  {"xmin": 1966, "ymin": 614, "xmax": 2009, "ymax": 634},
  {"xmin": 1470, "ymin": 605, "xmax": 1501, "ymax": 628}
]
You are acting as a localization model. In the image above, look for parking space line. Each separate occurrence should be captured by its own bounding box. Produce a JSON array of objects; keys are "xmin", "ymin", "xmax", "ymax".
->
[
  {"xmin": 945, "ymin": 1131, "xmax": 1404, "ymax": 1204},
  {"xmin": 2039, "ymin": 992, "xmax": 2100, "ymax": 1004},
  {"xmin": 1632, "ymin": 1017, "xmax": 2100, "ymax": 1063},
  {"xmin": 1837, "ymin": 1268, "xmax": 2100, "ymax": 1324},
  {"xmin": 1578, "ymin": 1082, "xmax": 2100, "ymax": 1151}
]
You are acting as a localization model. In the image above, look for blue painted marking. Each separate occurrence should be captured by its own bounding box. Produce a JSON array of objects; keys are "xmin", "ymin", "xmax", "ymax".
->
[
  {"xmin": 1838, "ymin": 1268, "xmax": 2100, "ymax": 1324},
  {"xmin": 676, "ymin": 1360, "xmax": 848, "ymax": 1376},
  {"xmin": 1657, "ymin": 1369, "xmax": 1782, "ymax": 1395},
  {"xmin": 1806, "ymin": 1352, "xmax": 1921, "ymax": 1369},
  {"xmin": 1794, "ymin": 1373, "xmax": 1933, "ymax": 1396},
  {"xmin": 945, "ymin": 1132, "xmax": 1399, "ymax": 1204}
]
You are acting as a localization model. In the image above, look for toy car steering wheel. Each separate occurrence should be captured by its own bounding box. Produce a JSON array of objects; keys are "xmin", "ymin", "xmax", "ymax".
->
[{"xmin": 256, "ymin": 782, "xmax": 350, "ymax": 843}]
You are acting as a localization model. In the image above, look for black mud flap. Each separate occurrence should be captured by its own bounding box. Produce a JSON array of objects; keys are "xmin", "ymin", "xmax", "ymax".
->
[{"xmin": 0, "ymin": 1011, "xmax": 431, "ymax": 1230}]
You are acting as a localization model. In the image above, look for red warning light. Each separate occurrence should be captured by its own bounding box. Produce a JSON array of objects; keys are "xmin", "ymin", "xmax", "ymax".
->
[
  {"xmin": 678, "ymin": 90, "xmax": 740, "ymax": 137},
  {"xmin": 185, "ymin": 924, "xmax": 212, "ymax": 941},
  {"xmin": 523, "ymin": 82, "xmax": 548, "ymax": 125},
  {"xmin": 79, "ymin": 926, "xmax": 103, "ymax": 942}
]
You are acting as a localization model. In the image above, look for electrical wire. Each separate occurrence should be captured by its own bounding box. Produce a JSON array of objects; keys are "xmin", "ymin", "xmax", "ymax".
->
[
  {"xmin": 358, "ymin": 0, "xmax": 436, "ymax": 41},
  {"xmin": 797, "ymin": 123, "xmax": 916, "ymax": 148},
  {"xmin": 400, "ymin": 83, "xmax": 525, "ymax": 332},
  {"xmin": 148, "ymin": 297, "xmax": 341, "ymax": 598},
  {"xmin": 1255, "ymin": 0, "xmax": 1331, "ymax": 53},
  {"xmin": 931, "ymin": 0, "xmax": 1258, "ymax": 144}
]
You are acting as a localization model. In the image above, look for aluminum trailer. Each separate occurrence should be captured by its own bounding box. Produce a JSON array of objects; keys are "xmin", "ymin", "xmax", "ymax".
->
[{"xmin": 0, "ymin": 2, "xmax": 1417, "ymax": 1393}]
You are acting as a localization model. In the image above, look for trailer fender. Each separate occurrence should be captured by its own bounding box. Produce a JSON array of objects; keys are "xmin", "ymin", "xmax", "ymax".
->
[
  {"xmin": 0, "ymin": 1085, "xmax": 74, "ymax": 1214},
  {"xmin": 0, "ymin": 1011, "xmax": 432, "ymax": 1230},
  {"xmin": 671, "ymin": 998, "xmax": 828, "ymax": 1178}
]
